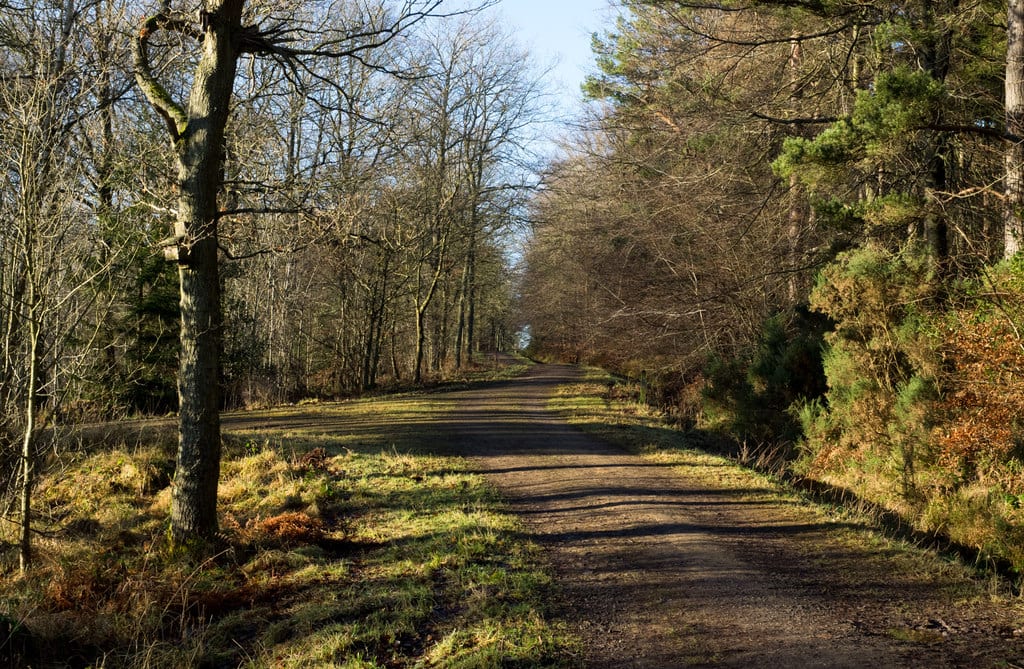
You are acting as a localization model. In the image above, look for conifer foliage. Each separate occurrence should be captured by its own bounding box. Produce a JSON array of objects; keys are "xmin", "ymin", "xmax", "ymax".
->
[{"xmin": 521, "ymin": 0, "xmax": 1024, "ymax": 568}]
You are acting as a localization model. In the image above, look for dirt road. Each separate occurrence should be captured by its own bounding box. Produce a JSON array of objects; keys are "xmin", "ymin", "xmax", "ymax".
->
[{"xmin": 436, "ymin": 363, "xmax": 1024, "ymax": 668}]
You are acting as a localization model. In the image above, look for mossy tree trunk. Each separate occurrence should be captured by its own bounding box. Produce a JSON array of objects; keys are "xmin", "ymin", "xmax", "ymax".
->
[
  {"xmin": 170, "ymin": 2, "xmax": 243, "ymax": 542},
  {"xmin": 135, "ymin": 0, "xmax": 244, "ymax": 542},
  {"xmin": 134, "ymin": 0, "xmax": 445, "ymax": 542}
]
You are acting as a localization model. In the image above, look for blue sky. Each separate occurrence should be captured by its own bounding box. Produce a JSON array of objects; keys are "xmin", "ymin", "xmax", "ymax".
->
[
  {"xmin": 474, "ymin": 0, "xmax": 613, "ymax": 158},
  {"xmin": 492, "ymin": 0, "xmax": 610, "ymax": 110}
]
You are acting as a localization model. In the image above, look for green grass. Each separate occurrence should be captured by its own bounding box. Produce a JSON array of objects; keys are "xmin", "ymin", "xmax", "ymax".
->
[
  {"xmin": 461, "ymin": 353, "xmax": 533, "ymax": 383},
  {"xmin": 1, "ymin": 381, "xmax": 575, "ymax": 668},
  {"xmin": 547, "ymin": 368, "xmax": 792, "ymax": 499},
  {"xmin": 547, "ymin": 368, "xmax": 1009, "ymax": 597}
]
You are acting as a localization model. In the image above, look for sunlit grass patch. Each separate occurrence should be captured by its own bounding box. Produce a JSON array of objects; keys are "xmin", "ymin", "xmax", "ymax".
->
[
  {"xmin": 1, "ymin": 392, "xmax": 575, "ymax": 668},
  {"xmin": 461, "ymin": 352, "xmax": 533, "ymax": 383},
  {"xmin": 550, "ymin": 370, "xmax": 697, "ymax": 454},
  {"xmin": 549, "ymin": 367, "xmax": 1000, "ymax": 598},
  {"xmin": 548, "ymin": 370, "xmax": 803, "ymax": 500}
]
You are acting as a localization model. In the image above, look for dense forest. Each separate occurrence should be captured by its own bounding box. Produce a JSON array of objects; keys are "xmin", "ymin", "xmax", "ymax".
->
[
  {"xmin": 3, "ymin": 0, "xmax": 1024, "ymax": 601},
  {"xmin": 0, "ymin": 0, "xmax": 541, "ymax": 566},
  {"xmin": 520, "ymin": 0, "xmax": 1024, "ymax": 568}
]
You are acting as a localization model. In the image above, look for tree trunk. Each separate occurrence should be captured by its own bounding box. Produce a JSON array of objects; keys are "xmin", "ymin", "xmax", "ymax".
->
[
  {"xmin": 462, "ymin": 224, "xmax": 479, "ymax": 362},
  {"xmin": 165, "ymin": 1, "xmax": 243, "ymax": 542},
  {"xmin": 466, "ymin": 244, "xmax": 477, "ymax": 356},
  {"xmin": 390, "ymin": 324, "xmax": 402, "ymax": 380},
  {"xmin": 362, "ymin": 254, "xmax": 389, "ymax": 390},
  {"xmin": 921, "ymin": 1, "xmax": 952, "ymax": 276},
  {"xmin": 414, "ymin": 303, "xmax": 428, "ymax": 384},
  {"xmin": 925, "ymin": 137, "xmax": 950, "ymax": 274},
  {"xmin": 786, "ymin": 36, "xmax": 806, "ymax": 304},
  {"xmin": 454, "ymin": 260, "xmax": 468, "ymax": 370},
  {"xmin": 413, "ymin": 233, "xmax": 448, "ymax": 384},
  {"xmin": 434, "ymin": 280, "xmax": 450, "ymax": 372},
  {"xmin": 1007, "ymin": 0, "xmax": 1024, "ymax": 259},
  {"xmin": 19, "ymin": 299, "xmax": 39, "ymax": 574}
]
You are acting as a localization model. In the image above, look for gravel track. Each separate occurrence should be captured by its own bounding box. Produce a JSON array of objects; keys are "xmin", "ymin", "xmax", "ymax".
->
[
  {"xmin": 119, "ymin": 361, "xmax": 1024, "ymax": 667},
  {"xmin": 437, "ymin": 362, "xmax": 1024, "ymax": 668}
]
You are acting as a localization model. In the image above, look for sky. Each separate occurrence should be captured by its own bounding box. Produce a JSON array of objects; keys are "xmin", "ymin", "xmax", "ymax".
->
[{"xmin": 491, "ymin": 0, "xmax": 610, "ymax": 108}]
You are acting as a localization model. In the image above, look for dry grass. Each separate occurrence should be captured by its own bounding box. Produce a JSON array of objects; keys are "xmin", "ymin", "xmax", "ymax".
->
[{"xmin": 0, "ymin": 374, "xmax": 575, "ymax": 668}]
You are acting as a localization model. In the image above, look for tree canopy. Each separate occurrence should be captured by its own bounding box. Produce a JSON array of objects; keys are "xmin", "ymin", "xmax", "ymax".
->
[{"xmin": 519, "ymin": 0, "xmax": 1024, "ymax": 570}]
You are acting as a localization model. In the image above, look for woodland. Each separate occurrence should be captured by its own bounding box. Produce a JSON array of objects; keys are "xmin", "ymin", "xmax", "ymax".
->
[
  {"xmin": 0, "ymin": 0, "xmax": 540, "ymax": 568},
  {"xmin": 521, "ymin": 0, "xmax": 1024, "ymax": 571},
  {"xmin": 2, "ymin": 0, "xmax": 1024, "ymax": 664}
]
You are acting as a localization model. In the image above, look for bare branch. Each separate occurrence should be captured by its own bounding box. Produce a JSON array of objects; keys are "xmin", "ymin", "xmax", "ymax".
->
[
  {"xmin": 132, "ymin": 9, "xmax": 189, "ymax": 143},
  {"xmin": 751, "ymin": 111, "xmax": 839, "ymax": 125},
  {"xmin": 925, "ymin": 123, "xmax": 1016, "ymax": 143}
]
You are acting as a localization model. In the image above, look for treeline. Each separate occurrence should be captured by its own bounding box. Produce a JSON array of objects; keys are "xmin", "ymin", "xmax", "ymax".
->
[
  {"xmin": 0, "ymin": 1, "xmax": 541, "ymax": 563},
  {"xmin": 521, "ymin": 0, "xmax": 1024, "ymax": 567}
]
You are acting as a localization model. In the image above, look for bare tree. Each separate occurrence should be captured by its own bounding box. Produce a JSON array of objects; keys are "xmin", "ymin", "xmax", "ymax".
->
[
  {"xmin": 132, "ymin": 0, "xmax": 457, "ymax": 543},
  {"xmin": 0, "ymin": 0, "xmax": 130, "ymax": 571},
  {"xmin": 400, "ymin": 17, "xmax": 541, "ymax": 380}
]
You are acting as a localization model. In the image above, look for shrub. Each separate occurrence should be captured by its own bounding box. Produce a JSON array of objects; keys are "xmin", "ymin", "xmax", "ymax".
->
[
  {"xmin": 702, "ymin": 308, "xmax": 829, "ymax": 444},
  {"xmin": 800, "ymin": 244, "xmax": 941, "ymax": 508},
  {"xmin": 795, "ymin": 247, "xmax": 1024, "ymax": 571},
  {"xmin": 932, "ymin": 263, "xmax": 1024, "ymax": 495}
]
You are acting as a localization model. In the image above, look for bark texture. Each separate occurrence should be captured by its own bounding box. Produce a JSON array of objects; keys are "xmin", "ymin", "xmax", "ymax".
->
[
  {"xmin": 136, "ymin": 0, "xmax": 244, "ymax": 541},
  {"xmin": 1007, "ymin": 0, "xmax": 1024, "ymax": 259},
  {"xmin": 170, "ymin": 0, "xmax": 243, "ymax": 541}
]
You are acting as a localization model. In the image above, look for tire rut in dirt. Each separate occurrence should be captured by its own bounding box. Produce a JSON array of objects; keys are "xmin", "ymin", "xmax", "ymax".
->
[{"xmin": 439, "ymin": 363, "xmax": 1024, "ymax": 669}]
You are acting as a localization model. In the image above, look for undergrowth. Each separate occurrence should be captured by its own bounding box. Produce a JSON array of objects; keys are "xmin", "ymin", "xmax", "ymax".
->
[
  {"xmin": 799, "ymin": 247, "xmax": 1024, "ymax": 573},
  {"xmin": 559, "ymin": 248, "xmax": 1024, "ymax": 578},
  {"xmin": 549, "ymin": 367, "xmax": 1018, "ymax": 592},
  {"xmin": 0, "ymin": 385, "xmax": 574, "ymax": 668}
]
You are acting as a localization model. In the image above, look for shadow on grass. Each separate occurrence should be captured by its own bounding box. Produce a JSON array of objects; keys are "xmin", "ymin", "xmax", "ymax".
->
[
  {"xmin": 595, "ymin": 412, "xmax": 1023, "ymax": 585},
  {"xmin": 221, "ymin": 360, "xmax": 1021, "ymax": 587},
  {"xmin": 665, "ymin": 422, "xmax": 1022, "ymax": 581},
  {"xmin": 429, "ymin": 363, "xmax": 1024, "ymax": 586}
]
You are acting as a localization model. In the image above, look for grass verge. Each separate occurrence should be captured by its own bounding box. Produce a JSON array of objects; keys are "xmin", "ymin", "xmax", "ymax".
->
[
  {"xmin": 547, "ymin": 367, "xmax": 1014, "ymax": 595},
  {"xmin": 1, "ymin": 384, "xmax": 574, "ymax": 667},
  {"xmin": 547, "ymin": 368, "xmax": 795, "ymax": 500}
]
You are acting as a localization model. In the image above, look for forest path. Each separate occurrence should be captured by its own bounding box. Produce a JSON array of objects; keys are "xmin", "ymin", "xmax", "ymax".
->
[{"xmin": 432, "ymin": 362, "xmax": 1024, "ymax": 668}]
